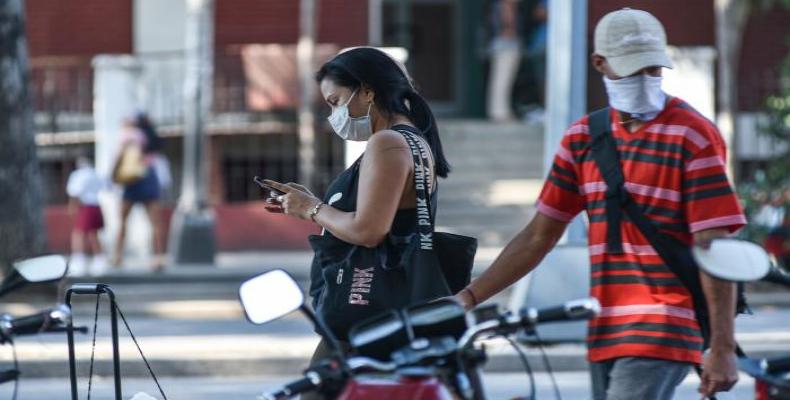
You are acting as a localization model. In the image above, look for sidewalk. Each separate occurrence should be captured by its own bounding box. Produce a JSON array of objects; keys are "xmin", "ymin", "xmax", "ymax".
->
[
  {"xmin": 11, "ymin": 319, "xmax": 790, "ymax": 378},
  {"xmin": 2, "ymin": 249, "xmax": 789, "ymax": 379}
]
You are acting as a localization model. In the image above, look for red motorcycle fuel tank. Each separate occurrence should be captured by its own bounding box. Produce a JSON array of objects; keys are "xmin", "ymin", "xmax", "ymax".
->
[{"xmin": 337, "ymin": 375, "xmax": 455, "ymax": 400}]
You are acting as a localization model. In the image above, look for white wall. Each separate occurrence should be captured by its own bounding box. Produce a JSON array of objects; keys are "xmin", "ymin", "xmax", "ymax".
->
[
  {"xmin": 663, "ymin": 46, "xmax": 717, "ymax": 121},
  {"xmin": 134, "ymin": 0, "xmax": 188, "ymax": 54},
  {"xmin": 736, "ymin": 112, "xmax": 787, "ymax": 160}
]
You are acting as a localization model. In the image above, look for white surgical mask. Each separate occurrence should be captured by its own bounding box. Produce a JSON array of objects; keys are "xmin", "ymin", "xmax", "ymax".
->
[
  {"xmin": 327, "ymin": 90, "xmax": 373, "ymax": 141},
  {"xmin": 603, "ymin": 74, "xmax": 666, "ymax": 121}
]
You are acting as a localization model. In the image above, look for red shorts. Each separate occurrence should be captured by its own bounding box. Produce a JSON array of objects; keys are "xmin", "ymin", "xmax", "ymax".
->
[{"xmin": 74, "ymin": 205, "xmax": 104, "ymax": 233}]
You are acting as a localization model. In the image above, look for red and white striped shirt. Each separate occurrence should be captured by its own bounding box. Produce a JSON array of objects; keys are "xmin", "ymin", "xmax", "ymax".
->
[{"xmin": 537, "ymin": 97, "xmax": 746, "ymax": 364}]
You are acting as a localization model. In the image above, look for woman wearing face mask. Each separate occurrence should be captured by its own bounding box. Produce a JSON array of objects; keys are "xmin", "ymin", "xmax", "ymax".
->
[{"xmin": 261, "ymin": 47, "xmax": 451, "ymax": 367}]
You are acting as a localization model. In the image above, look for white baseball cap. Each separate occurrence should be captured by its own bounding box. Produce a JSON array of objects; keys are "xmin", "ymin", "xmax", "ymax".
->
[{"xmin": 594, "ymin": 8, "xmax": 673, "ymax": 77}]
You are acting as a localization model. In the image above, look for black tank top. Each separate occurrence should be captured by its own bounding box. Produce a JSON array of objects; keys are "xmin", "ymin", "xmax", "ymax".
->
[{"xmin": 321, "ymin": 124, "xmax": 438, "ymax": 237}]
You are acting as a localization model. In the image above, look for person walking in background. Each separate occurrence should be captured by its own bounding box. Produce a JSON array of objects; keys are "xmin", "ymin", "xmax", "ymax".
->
[
  {"xmin": 111, "ymin": 112, "xmax": 167, "ymax": 272},
  {"xmin": 486, "ymin": 0, "xmax": 522, "ymax": 121},
  {"xmin": 754, "ymin": 191, "xmax": 786, "ymax": 230},
  {"xmin": 457, "ymin": 9, "xmax": 745, "ymax": 400},
  {"xmin": 67, "ymin": 156, "xmax": 108, "ymax": 276},
  {"xmin": 519, "ymin": 0, "xmax": 547, "ymax": 124}
]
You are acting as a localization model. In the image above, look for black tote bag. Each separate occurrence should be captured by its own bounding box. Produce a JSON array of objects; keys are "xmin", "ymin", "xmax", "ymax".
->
[{"xmin": 311, "ymin": 129, "xmax": 471, "ymax": 339}]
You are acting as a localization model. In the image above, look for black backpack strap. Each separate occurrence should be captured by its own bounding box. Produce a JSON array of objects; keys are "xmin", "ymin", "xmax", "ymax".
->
[
  {"xmin": 395, "ymin": 128, "xmax": 436, "ymax": 251},
  {"xmin": 588, "ymin": 108, "xmax": 625, "ymax": 254}
]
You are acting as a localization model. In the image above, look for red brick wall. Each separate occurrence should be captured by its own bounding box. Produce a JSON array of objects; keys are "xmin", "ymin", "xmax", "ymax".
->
[
  {"xmin": 588, "ymin": 1, "xmax": 715, "ymax": 46},
  {"xmin": 215, "ymin": 0, "xmax": 368, "ymax": 51},
  {"xmin": 26, "ymin": 0, "xmax": 367, "ymax": 58},
  {"xmin": 737, "ymin": 6, "xmax": 790, "ymax": 111},
  {"xmin": 26, "ymin": 0, "xmax": 133, "ymax": 57}
]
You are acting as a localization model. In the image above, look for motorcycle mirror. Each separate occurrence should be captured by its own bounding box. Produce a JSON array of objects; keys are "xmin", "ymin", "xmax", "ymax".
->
[
  {"xmin": 0, "ymin": 255, "xmax": 67, "ymax": 298},
  {"xmin": 13, "ymin": 254, "xmax": 68, "ymax": 283},
  {"xmin": 692, "ymin": 239, "xmax": 771, "ymax": 282},
  {"xmin": 239, "ymin": 269, "xmax": 304, "ymax": 325}
]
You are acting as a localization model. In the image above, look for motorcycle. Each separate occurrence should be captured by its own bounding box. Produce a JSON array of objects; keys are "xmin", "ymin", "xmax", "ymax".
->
[
  {"xmin": 0, "ymin": 254, "xmax": 80, "ymax": 399},
  {"xmin": 238, "ymin": 269, "xmax": 600, "ymax": 399},
  {"xmin": 737, "ymin": 264, "xmax": 790, "ymax": 400}
]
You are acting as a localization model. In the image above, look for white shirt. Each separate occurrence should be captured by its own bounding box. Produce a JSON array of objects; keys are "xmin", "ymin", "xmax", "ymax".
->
[
  {"xmin": 66, "ymin": 166, "xmax": 106, "ymax": 206},
  {"xmin": 754, "ymin": 204, "xmax": 786, "ymax": 229}
]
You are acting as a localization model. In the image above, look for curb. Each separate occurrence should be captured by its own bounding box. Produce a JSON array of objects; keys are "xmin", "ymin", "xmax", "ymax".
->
[{"xmin": 13, "ymin": 347, "xmax": 790, "ymax": 379}]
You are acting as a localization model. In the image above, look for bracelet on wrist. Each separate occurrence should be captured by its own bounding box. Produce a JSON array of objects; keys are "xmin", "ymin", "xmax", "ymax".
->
[{"xmin": 308, "ymin": 201, "xmax": 324, "ymax": 222}]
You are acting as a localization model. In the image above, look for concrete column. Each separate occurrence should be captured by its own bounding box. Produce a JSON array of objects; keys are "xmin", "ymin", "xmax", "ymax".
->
[
  {"xmin": 297, "ymin": 0, "xmax": 317, "ymax": 188},
  {"xmin": 544, "ymin": 0, "xmax": 587, "ymax": 244},
  {"xmin": 168, "ymin": 0, "xmax": 216, "ymax": 265},
  {"xmin": 92, "ymin": 55, "xmax": 152, "ymax": 263},
  {"xmin": 368, "ymin": 0, "xmax": 383, "ymax": 46},
  {"xmin": 508, "ymin": 1, "xmax": 590, "ymax": 342}
]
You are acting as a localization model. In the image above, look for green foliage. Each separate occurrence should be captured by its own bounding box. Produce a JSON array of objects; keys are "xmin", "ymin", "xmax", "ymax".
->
[
  {"xmin": 754, "ymin": 0, "xmax": 790, "ymax": 11},
  {"xmin": 758, "ymin": 53, "xmax": 790, "ymax": 186}
]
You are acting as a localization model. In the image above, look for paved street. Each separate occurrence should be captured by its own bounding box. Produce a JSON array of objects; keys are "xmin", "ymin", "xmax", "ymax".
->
[{"xmin": 10, "ymin": 372, "xmax": 755, "ymax": 400}]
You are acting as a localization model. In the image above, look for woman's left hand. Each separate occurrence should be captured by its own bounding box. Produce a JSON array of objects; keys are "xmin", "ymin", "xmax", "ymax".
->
[{"xmin": 263, "ymin": 179, "xmax": 322, "ymax": 221}]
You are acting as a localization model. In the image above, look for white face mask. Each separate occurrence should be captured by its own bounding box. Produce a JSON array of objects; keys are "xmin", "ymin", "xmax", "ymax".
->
[
  {"xmin": 603, "ymin": 74, "xmax": 666, "ymax": 121},
  {"xmin": 327, "ymin": 90, "xmax": 373, "ymax": 141}
]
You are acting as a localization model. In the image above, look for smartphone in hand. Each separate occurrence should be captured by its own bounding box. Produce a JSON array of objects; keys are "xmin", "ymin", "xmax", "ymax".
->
[{"xmin": 253, "ymin": 176, "xmax": 286, "ymax": 198}]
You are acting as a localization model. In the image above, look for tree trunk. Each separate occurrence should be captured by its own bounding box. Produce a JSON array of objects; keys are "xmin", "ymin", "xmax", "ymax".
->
[{"xmin": 0, "ymin": 0, "xmax": 46, "ymax": 272}]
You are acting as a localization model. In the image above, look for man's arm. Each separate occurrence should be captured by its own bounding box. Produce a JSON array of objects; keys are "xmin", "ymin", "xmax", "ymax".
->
[
  {"xmin": 455, "ymin": 213, "xmax": 568, "ymax": 310},
  {"xmin": 695, "ymin": 228, "xmax": 739, "ymax": 397}
]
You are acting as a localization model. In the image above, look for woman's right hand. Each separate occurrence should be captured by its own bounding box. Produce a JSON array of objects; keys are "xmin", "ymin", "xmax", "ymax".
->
[
  {"xmin": 263, "ymin": 198, "xmax": 284, "ymax": 213},
  {"xmin": 262, "ymin": 181, "xmax": 312, "ymax": 214},
  {"xmin": 285, "ymin": 182, "xmax": 314, "ymax": 197}
]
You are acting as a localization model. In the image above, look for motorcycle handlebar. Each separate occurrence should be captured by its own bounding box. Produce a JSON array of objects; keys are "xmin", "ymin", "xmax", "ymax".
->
[
  {"xmin": 459, "ymin": 297, "xmax": 600, "ymax": 348},
  {"xmin": 261, "ymin": 298, "xmax": 601, "ymax": 398},
  {"xmin": 261, "ymin": 357, "xmax": 396, "ymax": 399},
  {"xmin": 523, "ymin": 297, "xmax": 601, "ymax": 324},
  {"xmin": 347, "ymin": 356, "xmax": 396, "ymax": 373},
  {"xmin": 762, "ymin": 355, "xmax": 790, "ymax": 374},
  {"xmin": 261, "ymin": 372, "xmax": 321, "ymax": 400},
  {"xmin": 762, "ymin": 264, "xmax": 790, "ymax": 289}
]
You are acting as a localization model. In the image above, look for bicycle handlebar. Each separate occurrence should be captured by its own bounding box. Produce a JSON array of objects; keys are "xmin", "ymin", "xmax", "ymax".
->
[{"xmin": 0, "ymin": 304, "xmax": 72, "ymax": 339}]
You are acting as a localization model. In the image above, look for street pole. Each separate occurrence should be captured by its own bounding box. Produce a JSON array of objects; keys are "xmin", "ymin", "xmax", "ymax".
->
[
  {"xmin": 714, "ymin": 0, "xmax": 749, "ymax": 182},
  {"xmin": 169, "ymin": 0, "xmax": 216, "ymax": 264},
  {"xmin": 297, "ymin": 0, "xmax": 317, "ymax": 188},
  {"xmin": 368, "ymin": 0, "xmax": 383, "ymax": 46},
  {"xmin": 509, "ymin": 0, "xmax": 590, "ymax": 334},
  {"xmin": 545, "ymin": 0, "xmax": 587, "ymax": 244}
]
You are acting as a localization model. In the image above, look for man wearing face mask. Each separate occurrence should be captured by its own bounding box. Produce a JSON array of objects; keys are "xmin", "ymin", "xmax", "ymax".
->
[{"xmin": 455, "ymin": 8, "xmax": 746, "ymax": 400}]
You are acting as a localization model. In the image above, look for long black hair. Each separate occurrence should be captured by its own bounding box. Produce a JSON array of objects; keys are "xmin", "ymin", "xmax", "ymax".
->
[
  {"xmin": 134, "ymin": 113, "xmax": 163, "ymax": 154},
  {"xmin": 315, "ymin": 47, "xmax": 451, "ymax": 178}
]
